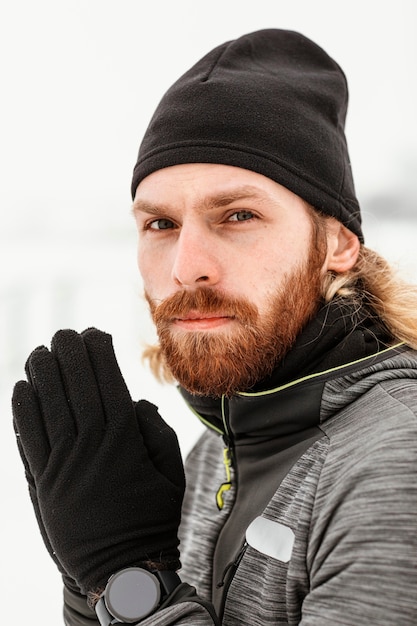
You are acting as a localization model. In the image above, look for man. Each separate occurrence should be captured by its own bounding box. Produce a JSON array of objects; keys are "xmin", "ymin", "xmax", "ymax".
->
[{"xmin": 13, "ymin": 29, "xmax": 417, "ymax": 625}]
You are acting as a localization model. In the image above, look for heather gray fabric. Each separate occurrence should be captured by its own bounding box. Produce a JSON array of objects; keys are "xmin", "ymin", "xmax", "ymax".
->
[
  {"xmin": 178, "ymin": 348, "xmax": 417, "ymax": 625},
  {"xmin": 64, "ymin": 346, "xmax": 417, "ymax": 625}
]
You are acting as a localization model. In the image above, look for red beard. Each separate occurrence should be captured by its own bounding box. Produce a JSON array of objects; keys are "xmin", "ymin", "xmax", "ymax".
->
[{"xmin": 146, "ymin": 238, "xmax": 325, "ymax": 397}]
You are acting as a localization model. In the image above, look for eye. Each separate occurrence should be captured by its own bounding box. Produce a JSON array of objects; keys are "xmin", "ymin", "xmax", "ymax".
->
[
  {"xmin": 228, "ymin": 210, "xmax": 255, "ymax": 222},
  {"xmin": 148, "ymin": 218, "xmax": 176, "ymax": 230}
]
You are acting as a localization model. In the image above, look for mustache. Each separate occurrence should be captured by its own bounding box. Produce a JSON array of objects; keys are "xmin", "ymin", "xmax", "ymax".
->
[{"xmin": 146, "ymin": 287, "xmax": 258, "ymax": 324}]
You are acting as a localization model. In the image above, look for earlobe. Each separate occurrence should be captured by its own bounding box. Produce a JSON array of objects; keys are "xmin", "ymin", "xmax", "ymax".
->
[{"xmin": 325, "ymin": 222, "xmax": 360, "ymax": 273}]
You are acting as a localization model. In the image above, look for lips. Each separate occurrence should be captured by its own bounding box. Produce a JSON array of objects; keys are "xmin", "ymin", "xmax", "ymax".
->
[
  {"xmin": 172, "ymin": 311, "xmax": 234, "ymax": 330},
  {"xmin": 175, "ymin": 310, "xmax": 232, "ymax": 322},
  {"xmin": 148, "ymin": 286, "xmax": 259, "ymax": 332}
]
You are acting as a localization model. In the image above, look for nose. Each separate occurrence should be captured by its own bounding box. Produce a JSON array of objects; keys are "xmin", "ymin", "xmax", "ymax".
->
[{"xmin": 171, "ymin": 225, "xmax": 221, "ymax": 288}]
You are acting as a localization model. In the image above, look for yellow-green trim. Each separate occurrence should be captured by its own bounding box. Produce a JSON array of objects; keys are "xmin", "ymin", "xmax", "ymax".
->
[
  {"xmin": 216, "ymin": 447, "xmax": 233, "ymax": 510},
  {"xmin": 221, "ymin": 395, "xmax": 231, "ymax": 439},
  {"xmin": 179, "ymin": 342, "xmax": 406, "ymax": 429},
  {"xmin": 181, "ymin": 397, "xmax": 224, "ymax": 435},
  {"xmin": 236, "ymin": 343, "xmax": 405, "ymax": 398}
]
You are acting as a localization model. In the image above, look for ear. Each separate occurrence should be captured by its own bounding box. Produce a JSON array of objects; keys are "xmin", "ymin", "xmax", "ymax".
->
[{"xmin": 324, "ymin": 220, "xmax": 360, "ymax": 273}]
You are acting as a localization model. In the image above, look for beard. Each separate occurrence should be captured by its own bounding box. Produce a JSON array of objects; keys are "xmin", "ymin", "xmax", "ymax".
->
[{"xmin": 145, "ymin": 236, "xmax": 326, "ymax": 398}]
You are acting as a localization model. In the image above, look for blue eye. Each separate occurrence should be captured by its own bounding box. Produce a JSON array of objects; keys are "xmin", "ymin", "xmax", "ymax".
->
[
  {"xmin": 149, "ymin": 218, "xmax": 175, "ymax": 230},
  {"xmin": 229, "ymin": 211, "xmax": 254, "ymax": 222}
]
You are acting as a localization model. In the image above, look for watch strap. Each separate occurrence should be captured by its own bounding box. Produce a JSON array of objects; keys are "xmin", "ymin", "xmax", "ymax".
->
[{"xmin": 154, "ymin": 570, "xmax": 182, "ymax": 599}]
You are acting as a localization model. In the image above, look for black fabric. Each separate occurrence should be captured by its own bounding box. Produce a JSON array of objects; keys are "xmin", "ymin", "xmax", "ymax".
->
[
  {"xmin": 131, "ymin": 29, "xmax": 362, "ymax": 241},
  {"xmin": 253, "ymin": 298, "xmax": 393, "ymax": 391},
  {"xmin": 14, "ymin": 416, "xmax": 80, "ymax": 594},
  {"xmin": 12, "ymin": 328, "xmax": 185, "ymax": 596},
  {"xmin": 63, "ymin": 588, "xmax": 97, "ymax": 624}
]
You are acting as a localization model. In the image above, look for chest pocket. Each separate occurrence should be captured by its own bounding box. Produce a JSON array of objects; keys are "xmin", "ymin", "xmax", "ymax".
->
[{"xmin": 222, "ymin": 528, "xmax": 292, "ymax": 626}]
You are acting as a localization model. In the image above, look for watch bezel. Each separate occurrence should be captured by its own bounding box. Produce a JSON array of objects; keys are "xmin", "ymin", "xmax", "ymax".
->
[
  {"xmin": 104, "ymin": 567, "xmax": 161, "ymax": 623},
  {"xmin": 95, "ymin": 567, "xmax": 181, "ymax": 625}
]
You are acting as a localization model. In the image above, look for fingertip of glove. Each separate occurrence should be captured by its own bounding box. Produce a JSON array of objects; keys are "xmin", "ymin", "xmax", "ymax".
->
[
  {"xmin": 81, "ymin": 329, "xmax": 115, "ymax": 361},
  {"xmin": 82, "ymin": 326, "xmax": 104, "ymax": 335},
  {"xmin": 12, "ymin": 379, "xmax": 37, "ymax": 415},
  {"xmin": 135, "ymin": 400, "xmax": 177, "ymax": 439},
  {"xmin": 26, "ymin": 345, "xmax": 49, "ymax": 361},
  {"xmin": 12, "ymin": 378, "xmax": 32, "ymax": 399},
  {"xmin": 50, "ymin": 328, "xmax": 80, "ymax": 351},
  {"xmin": 136, "ymin": 398, "xmax": 159, "ymax": 413},
  {"xmin": 81, "ymin": 327, "xmax": 112, "ymax": 344},
  {"xmin": 24, "ymin": 345, "xmax": 50, "ymax": 378}
]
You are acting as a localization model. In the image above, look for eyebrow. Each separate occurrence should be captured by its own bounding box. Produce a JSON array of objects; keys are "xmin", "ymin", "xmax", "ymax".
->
[
  {"xmin": 132, "ymin": 185, "xmax": 267, "ymax": 215},
  {"xmin": 132, "ymin": 200, "xmax": 165, "ymax": 216}
]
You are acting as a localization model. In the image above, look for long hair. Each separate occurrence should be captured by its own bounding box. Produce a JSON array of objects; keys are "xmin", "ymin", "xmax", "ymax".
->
[{"xmin": 321, "ymin": 244, "xmax": 417, "ymax": 349}]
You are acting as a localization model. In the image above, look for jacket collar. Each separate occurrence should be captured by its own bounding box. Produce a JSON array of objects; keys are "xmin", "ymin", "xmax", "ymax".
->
[{"xmin": 180, "ymin": 299, "xmax": 393, "ymax": 443}]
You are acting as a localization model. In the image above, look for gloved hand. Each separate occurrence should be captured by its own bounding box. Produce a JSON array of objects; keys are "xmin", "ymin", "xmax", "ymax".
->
[
  {"xmin": 14, "ymin": 414, "xmax": 80, "ymax": 594},
  {"xmin": 12, "ymin": 328, "xmax": 185, "ymax": 596}
]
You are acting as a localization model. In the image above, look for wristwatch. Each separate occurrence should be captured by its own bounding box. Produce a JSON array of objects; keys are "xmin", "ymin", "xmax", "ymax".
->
[{"xmin": 95, "ymin": 567, "xmax": 181, "ymax": 625}]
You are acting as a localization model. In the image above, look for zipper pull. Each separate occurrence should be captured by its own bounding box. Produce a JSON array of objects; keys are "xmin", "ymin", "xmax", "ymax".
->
[{"xmin": 216, "ymin": 447, "xmax": 233, "ymax": 510}]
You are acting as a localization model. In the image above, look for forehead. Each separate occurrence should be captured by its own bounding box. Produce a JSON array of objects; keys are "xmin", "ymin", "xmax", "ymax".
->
[{"xmin": 133, "ymin": 163, "xmax": 306, "ymax": 213}]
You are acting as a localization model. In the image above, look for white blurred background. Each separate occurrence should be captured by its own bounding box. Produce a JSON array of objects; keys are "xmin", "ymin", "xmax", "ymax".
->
[{"xmin": 1, "ymin": 0, "xmax": 416, "ymax": 622}]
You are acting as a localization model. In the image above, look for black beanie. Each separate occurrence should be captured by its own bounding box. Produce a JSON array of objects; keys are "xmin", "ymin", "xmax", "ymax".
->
[{"xmin": 131, "ymin": 29, "xmax": 363, "ymax": 242}]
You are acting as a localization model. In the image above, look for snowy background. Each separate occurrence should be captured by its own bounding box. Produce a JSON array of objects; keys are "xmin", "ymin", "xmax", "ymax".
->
[{"xmin": 1, "ymin": 0, "xmax": 416, "ymax": 622}]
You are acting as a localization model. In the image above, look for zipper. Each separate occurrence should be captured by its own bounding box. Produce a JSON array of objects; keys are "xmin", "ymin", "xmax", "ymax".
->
[
  {"xmin": 216, "ymin": 446, "xmax": 233, "ymax": 510},
  {"xmin": 216, "ymin": 541, "xmax": 249, "ymax": 621},
  {"xmin": 215, "ymin": 395, "xmax": 235, "ymax": 510},
  {"xmin": 216, "ymin": 541, "xmax": 248, "ymax": 589}
]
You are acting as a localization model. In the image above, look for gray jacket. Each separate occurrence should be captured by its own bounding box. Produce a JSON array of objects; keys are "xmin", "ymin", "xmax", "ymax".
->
[{"xmin": 64, "ymin": 344, "xmax": 417, "ymax": 625}]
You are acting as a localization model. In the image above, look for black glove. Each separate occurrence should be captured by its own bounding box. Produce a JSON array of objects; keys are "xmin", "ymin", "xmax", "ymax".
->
[
  {"xmin": 12, "ymin": 328, "xmax": 185, "ymax": 596},
  {"xmin": 14, "ymin": 416, "xmax": 80, "ymax": 594}
]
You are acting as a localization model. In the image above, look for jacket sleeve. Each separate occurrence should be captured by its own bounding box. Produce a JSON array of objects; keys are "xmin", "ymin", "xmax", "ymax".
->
[
  {"xmin": 63, "ymin": 588, "xmax": 98, "ymax": 625},
  {"xmin": 63, "ymin": 584, "xmax": 219, "ymax": 626},
  {"xmin": 300, "ymin": 382, "xmax": 417, "ymax": 625}
]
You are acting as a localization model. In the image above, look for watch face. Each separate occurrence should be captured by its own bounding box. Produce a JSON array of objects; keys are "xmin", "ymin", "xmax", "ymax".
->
[{"xmin": 105, "ymin": 568, "xmax": 161, "ymax": 623}]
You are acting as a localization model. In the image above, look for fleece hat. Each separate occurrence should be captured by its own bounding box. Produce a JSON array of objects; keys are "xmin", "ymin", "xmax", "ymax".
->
[{"xmin": 131, "ymin": 29, "xmax": 363, "ymax": 242}]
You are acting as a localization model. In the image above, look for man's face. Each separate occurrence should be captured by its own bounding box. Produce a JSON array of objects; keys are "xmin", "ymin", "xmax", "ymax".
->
[{"xmin": 133, "ymin": 164, "xmax": 328, "ymax": 396}]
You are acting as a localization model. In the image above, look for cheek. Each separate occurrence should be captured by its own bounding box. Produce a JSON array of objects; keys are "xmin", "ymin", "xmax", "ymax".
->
[
  {"xmin": 137, "ymin": 244, "xmax": 173, "ymax": 299},
  {"xmin": 137, "ymin": 245, "xmax": 147, "ymax": 275},
  {"xmin": 248, "ymin": 247, "xmax": 311, "ymax": 312},
  {"xmin": 137, "ymin": 245, "xmax": 156, "ymax": 293}
]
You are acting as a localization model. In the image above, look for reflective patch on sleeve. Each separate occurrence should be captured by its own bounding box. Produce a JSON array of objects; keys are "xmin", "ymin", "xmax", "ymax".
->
[{"xmin": 246, "ymin": 516, "xmax": 295, "ymax": 562}]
